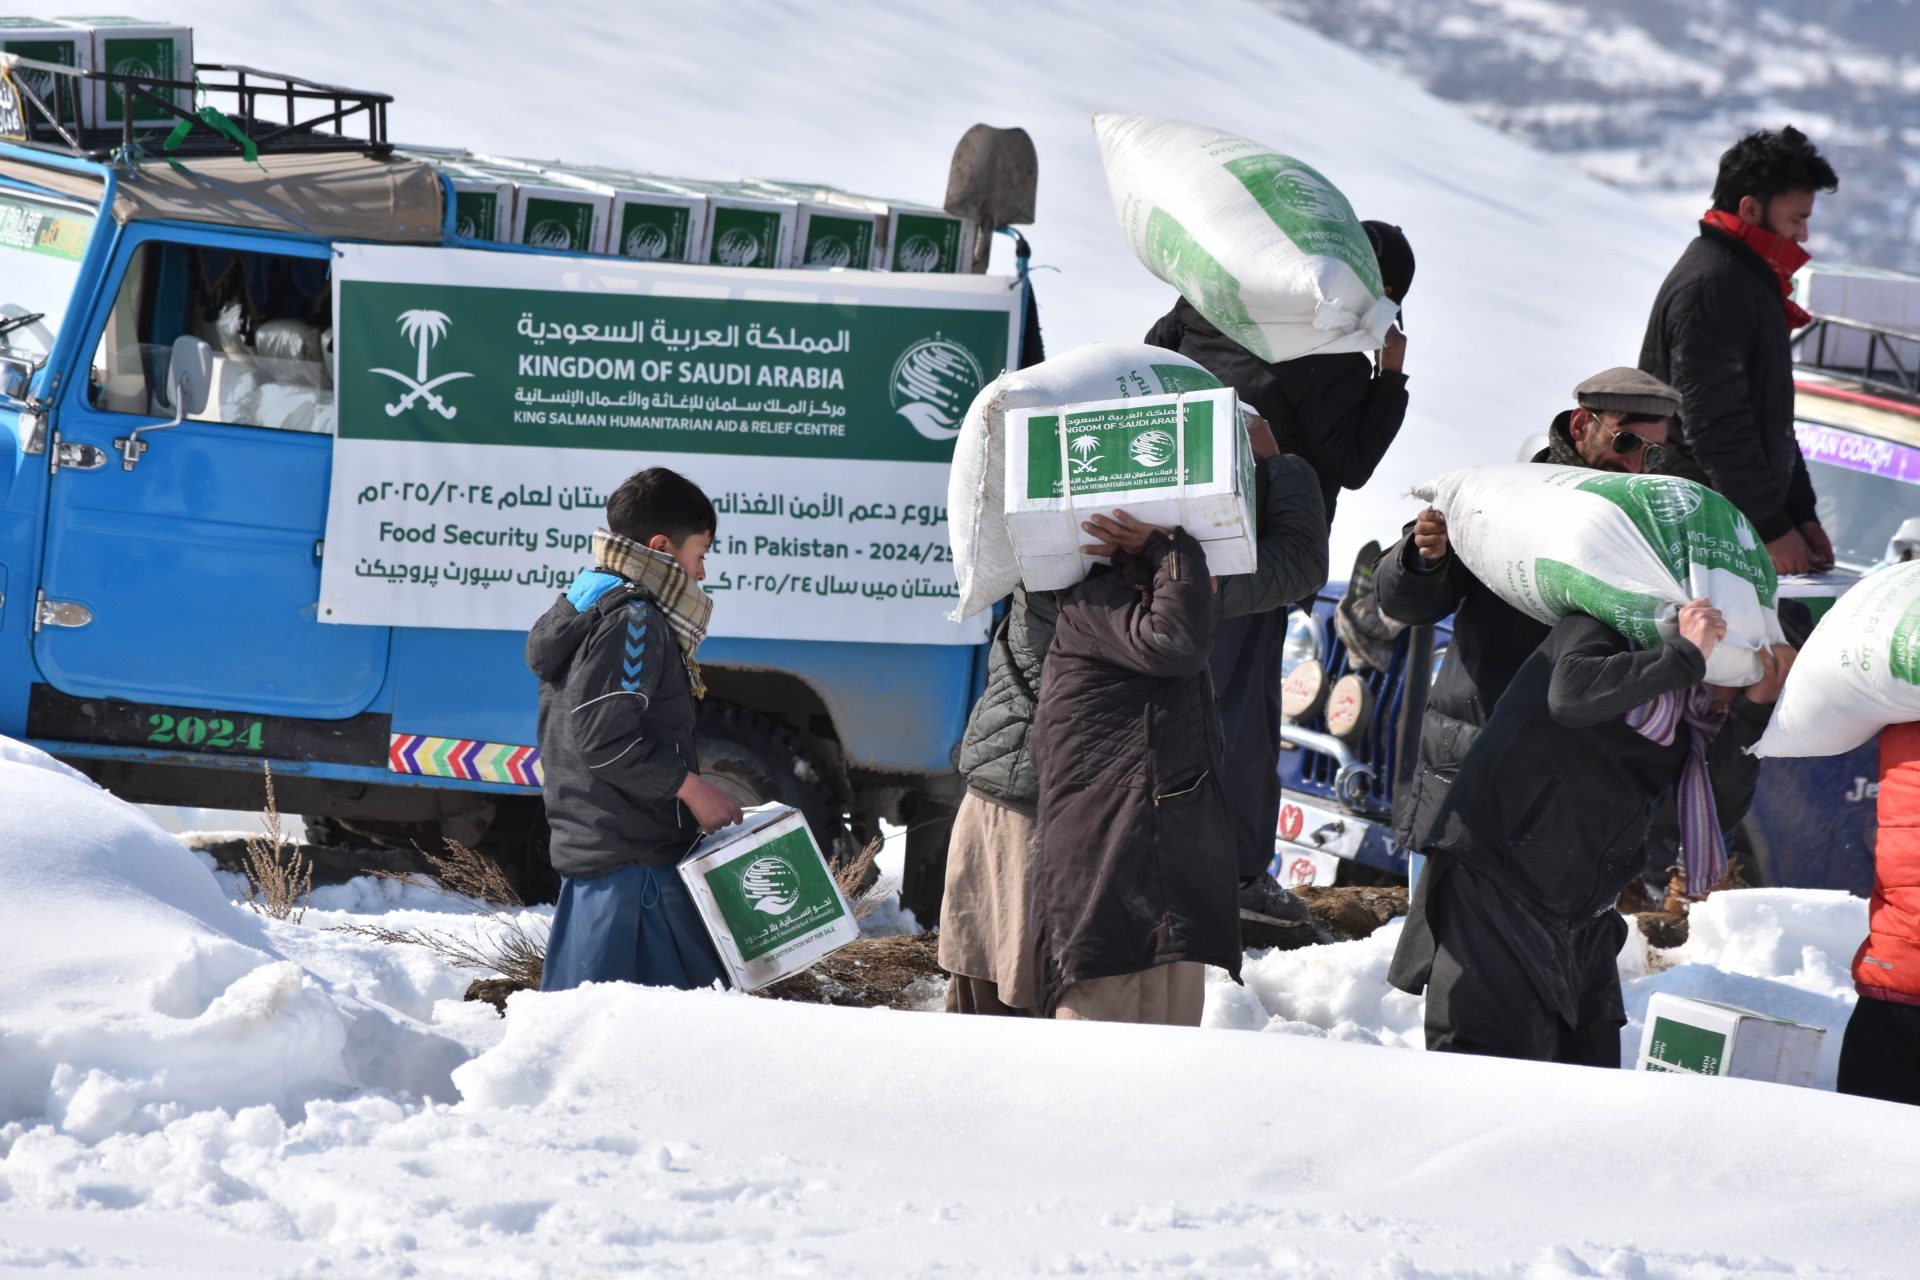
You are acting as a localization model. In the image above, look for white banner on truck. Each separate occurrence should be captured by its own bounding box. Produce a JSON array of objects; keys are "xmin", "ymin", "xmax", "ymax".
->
[{"xmin": 320, "ymin": 245, "xmax": 1020, "ymax": 644}]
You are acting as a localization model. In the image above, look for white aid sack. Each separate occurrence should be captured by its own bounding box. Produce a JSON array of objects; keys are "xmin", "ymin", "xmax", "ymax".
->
[
  {"xmin": 1751, "ymin": 562, "xmax": 1920, "ymax": 758},
  {"xmin": 947, "ymin": 342, "xmax": 1220, "ymax": 621},
  {"xmin": 1092, "ymin": 113, "xmax": 1398, "ymax": 364},
  {"xmin": 1413, "ymin": 464, "xmax": 1784, "ymax": 686}
]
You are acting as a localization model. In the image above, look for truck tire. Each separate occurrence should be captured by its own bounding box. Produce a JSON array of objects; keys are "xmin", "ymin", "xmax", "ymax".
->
[{"xmin": 696, "ymin": 703, "xmax": 851, "ymax": 868}]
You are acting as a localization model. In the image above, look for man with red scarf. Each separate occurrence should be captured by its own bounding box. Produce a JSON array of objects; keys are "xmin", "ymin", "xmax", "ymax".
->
[{"xmin": 1640, "ymin": 126, "xmax": 1840, "ymax": 576}]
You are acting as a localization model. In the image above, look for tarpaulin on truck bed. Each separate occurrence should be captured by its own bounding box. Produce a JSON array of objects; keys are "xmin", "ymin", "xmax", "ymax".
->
[{"xmin": 0, "ymin": 151, "xmax": 444, "ymax": 243}]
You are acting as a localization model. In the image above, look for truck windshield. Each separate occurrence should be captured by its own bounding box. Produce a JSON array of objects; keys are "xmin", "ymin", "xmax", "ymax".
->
[
  {"xmin": 1798, "ymin": 418, "xmax": 1920, "ymax": 569},
  {"xmin": 0, "ymin": 192, "xmax": 94, "ymax": 365}
]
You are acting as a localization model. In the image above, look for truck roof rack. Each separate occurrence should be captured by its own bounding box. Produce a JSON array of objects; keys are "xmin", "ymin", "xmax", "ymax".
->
[
  {"xmin": 0, "ymin": 55, "xmax": 390, "ymax": 161},
  {"xmin": 1792, "ymin": 313, "xmax": 1920, "ymax": 403}
]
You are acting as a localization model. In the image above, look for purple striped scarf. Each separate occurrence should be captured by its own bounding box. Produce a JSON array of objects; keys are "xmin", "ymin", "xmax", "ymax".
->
[{"xmin": 1626, "ymin": 686, "xmax": 1728, "ymax": 893}]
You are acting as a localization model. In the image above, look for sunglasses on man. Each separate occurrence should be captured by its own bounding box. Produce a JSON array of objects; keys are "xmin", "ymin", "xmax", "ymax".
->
[{"xmin": 1606, "ymin": 412, "xmax": 1668, "ymax": 470}]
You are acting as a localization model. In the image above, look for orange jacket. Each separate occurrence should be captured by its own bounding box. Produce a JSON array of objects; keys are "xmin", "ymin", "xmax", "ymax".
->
[{"xmin": 1857, "ymin": 720, "xmax": 1920, "ymax": 1003}]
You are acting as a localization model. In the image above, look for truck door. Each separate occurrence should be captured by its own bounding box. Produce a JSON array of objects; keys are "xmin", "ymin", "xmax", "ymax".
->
[{"xmin": 34, "ymin": 226, "xmax": 390, "ymax": 719}]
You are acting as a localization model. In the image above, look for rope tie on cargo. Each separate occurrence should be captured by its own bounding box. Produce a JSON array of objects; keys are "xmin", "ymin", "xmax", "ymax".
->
[
  {"xmin": 1054, "ymin": 399, "xmax": 1082, "ymax": 582},
  {"xmin": 1174, "ymin": 390, "xmax": 1191, "ymax": 538}
]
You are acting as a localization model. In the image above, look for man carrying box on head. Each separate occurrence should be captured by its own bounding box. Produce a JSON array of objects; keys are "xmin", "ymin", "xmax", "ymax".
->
[
  {"xmin": 1387, "ymin": 593, "xmax": 1794, "ymax": 1063},
  {"xmin": 939, "ymin": 419, "xmax": 1326, "ymax": 1015},
  {"xmin": 1026, "ymin": 517, "xmax": 1235, "ymax": 1025},
  {"xmin": 526, "ymin": 467, "xmax": 744, "ymax": 992}
]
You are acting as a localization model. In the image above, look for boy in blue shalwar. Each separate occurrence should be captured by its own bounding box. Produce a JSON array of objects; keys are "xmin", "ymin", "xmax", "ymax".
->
[{"xmin": 526, "ymin": 467, "xmax": 743, "ymax": 991}]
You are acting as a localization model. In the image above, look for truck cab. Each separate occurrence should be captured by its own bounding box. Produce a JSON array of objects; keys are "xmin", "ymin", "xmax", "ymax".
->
[{"xmin": 1, "ymin": 55, "xmax": 1026, "ymax": 897}]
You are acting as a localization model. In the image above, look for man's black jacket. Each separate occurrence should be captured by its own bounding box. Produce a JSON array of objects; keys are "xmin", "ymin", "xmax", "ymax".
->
[{"xmin": 1639, "ymin": 223, "xmax": 1817, "ymax": 542}]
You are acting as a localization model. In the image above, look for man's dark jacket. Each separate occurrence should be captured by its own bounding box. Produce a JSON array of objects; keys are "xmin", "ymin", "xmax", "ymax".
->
[
  {"xmin": 1639, "ymin": 222, "xmax": 1817, "ymax": 542},
  {"xmin": 1029, "ymin": 530, "xmax": 1238, "ymax": 1013},
  {"xmin": 1372, "ymin": 422, "xmax": 1580, "ymax": 848},
  {"xmin": 957, "ymin": 452, "xmax": 1327, "ymax": 813},
  {"xmin": 1389, "ymin": 615, "xmax": 1771, "ymax": 1026},
  {"xmin": 1145, "ymin": 296, "xmax": 1408, "ymax": 523},
  {"xmin": 527, "ymin": 572, "xmax": 697, "ymax": 876}
]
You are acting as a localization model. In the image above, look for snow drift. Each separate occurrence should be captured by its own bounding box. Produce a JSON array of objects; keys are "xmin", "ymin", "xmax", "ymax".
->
[{"xmin": 0, "ymin": 738, "xmax": 465, "ymax": 1138}]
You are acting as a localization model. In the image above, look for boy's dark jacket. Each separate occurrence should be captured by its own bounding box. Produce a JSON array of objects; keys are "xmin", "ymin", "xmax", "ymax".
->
[
  {"xmin": 1029, "ymin": 530, "xmax": 1240, "ymax": 1013},
  {"xmin": 527, "ymin": 571, "xmax": 699, "ymax": 877}
]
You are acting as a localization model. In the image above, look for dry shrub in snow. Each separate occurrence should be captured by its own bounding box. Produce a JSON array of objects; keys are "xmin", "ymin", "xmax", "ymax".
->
[
  {"xmin": 835, "ymin": 836, "xmax": 894, "ymax": 921},
  {"xmin": 241, "ymin": 764, "xmax": 312, "ymax": 922},
  {"xmin": 336, "ymin": 839, "xmax": 547, "ymax": 988}
]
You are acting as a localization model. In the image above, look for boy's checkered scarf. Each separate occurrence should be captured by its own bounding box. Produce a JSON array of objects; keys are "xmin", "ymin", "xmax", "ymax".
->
[
  {"xmin": 1625, "ymin": 686, "xmax": 1727, "ymax": 893},
  {"xmin": 592, "ymin": 528, "xmax": 711, "ymax": 698}
]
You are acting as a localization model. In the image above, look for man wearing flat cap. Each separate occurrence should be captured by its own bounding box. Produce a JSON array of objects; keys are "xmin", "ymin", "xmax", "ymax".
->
[{"xmin": 1373, "ymin": 368, "xmax": 1680, "ymax": 907}]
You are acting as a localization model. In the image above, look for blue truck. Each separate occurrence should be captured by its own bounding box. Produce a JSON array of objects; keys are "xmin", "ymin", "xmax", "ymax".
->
[
  {"xmin": 0, "ymin": 54, "xmax": 1036, "ymax": 903},
  {"xmin": 1271, "ymin": 268, "xmax": 1920, "ymax": 896}
]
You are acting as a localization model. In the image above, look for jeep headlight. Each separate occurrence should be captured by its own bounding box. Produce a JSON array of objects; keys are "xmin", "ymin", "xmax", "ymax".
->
[{"xmin": 1281, "ymin": 609, "xmax": 1326, "ymax": 678}]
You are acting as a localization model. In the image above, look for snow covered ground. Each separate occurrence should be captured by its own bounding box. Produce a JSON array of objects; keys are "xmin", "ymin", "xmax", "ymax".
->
[
  {"xmin": 6, "ymin": 737, "xmax": 1918, "ymax": 1277},
  {"xmin": 7, "ymin": 3, "xmax": 1917, "ymax": 1273},
  {"xmin": 147, "ymin": 0, "xmax": 1693, "ymax": 571}
]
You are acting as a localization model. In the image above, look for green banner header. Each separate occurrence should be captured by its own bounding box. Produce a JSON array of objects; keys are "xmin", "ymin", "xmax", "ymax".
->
[{"xmin": 335, "ymin": 255, "xmax": 1018, "ymax": 464}]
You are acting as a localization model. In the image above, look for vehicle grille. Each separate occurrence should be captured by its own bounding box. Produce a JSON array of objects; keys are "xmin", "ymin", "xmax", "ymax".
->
[{"xmin": 1294, "ymin": 622, "xmax": 1410, "ymax": 819}]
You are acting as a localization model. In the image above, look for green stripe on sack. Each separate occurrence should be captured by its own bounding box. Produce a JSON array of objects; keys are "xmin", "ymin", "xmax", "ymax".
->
[
  {"xmin": 1221, "ymin": 153, "xmax": 1382, "ymax": 297},
  {"xmin": 1143, "ymin": 207, "xmax": 1266, "ymax": 361},
  {"xmin": 1535, "ymin": 559, "xmax": 1665, "ymax": 649},
  {"xmin": 1573, "ymin": 474, "xmax": 1778, "ymax": 606}
]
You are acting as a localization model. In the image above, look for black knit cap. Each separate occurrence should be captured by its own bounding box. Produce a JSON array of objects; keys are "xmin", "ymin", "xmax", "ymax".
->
[{"xmin": 1362, "ymin": 221, "xmax": 1415, "ymax": 302}]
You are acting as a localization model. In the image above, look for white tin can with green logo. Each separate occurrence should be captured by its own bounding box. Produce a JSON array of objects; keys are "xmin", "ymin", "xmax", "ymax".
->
[
  {"xmin": 1003, "ymin": 385, "xmax": 1257, "ymax": 591},
  {"xmin": 678, "ymin": 805, "xmax": 858, "ymax": 991}
]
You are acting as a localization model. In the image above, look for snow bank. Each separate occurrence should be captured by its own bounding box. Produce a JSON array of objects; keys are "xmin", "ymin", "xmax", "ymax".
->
[
  {"xmin": 1206, "ymin": 920, "xmax": 1425, "ymax": 1048},
  {"xmin": 437, "ymin": 979, "xmax": 1915, "ymax": 1277},
  {"xmin": 0, "ymin": 739, "xmax": 467, "ymax": 1138}
]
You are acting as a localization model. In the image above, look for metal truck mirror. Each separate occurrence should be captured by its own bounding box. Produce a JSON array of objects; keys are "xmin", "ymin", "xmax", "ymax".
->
[{"xmin": 114, "ymin": 335, "xmax": 213, "ymax": 471}]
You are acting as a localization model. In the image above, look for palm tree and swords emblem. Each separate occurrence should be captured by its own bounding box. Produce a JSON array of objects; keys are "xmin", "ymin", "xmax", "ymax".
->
[
  {"xmin": 371, "ymin": 310, "xmax": 472, "ymax": 419},
  {"xmin": 1069, "ymin": 433, "xmax": 1103, "ymax": 474}
]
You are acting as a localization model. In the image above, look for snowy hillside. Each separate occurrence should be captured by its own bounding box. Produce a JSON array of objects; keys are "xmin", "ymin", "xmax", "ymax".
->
[
  {"xmin": 144, "ymin": 0, "xmax": 1693, "ymax": 568},
  {"xmin": 5, "ymin": 734, "xmax": 1918, "ymax": 1277},
  {"xmin": 1265, "ymin": 0, "xmax": 1920, "ymax": 278}
]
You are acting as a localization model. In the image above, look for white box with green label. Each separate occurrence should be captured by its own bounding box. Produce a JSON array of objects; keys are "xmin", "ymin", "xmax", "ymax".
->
[
  {"xmin": 755, "ymin": 183, "xmax": 974, "ymax": 274},
  {"xmin": 1004, "ymin": 386, "xmax": 1257, "ymax": 591},
  {"xmin": 440, "ymin": 162, "xmax": 513, "ymax": 243},
  {"xmin": 495, "ymin": 160, "xmax": 710, "ymax": 265},
  {"xmin": 648, "ymin": 177, "xmax": 795, "ymax": 270},
  {"xmin": 56, "ymin": 17, "xmax": 191, "ymax": 129},
  {"xmin": 740, "ymin": 179, "xmax": 881, "ymax": 271},
  {"xmin": 1637, "ymin": 993, "xmax": 1826, "ymax": 1087},
  {"xmin": 678, "ymin": 804, "xmax": 859, "ymax": 992},
  {"xmin": 0, "ymin": 19, "xmax": 91, "ymax": 126},
  {"xmin": 503, "ymin": 175, "xmax": 610, "ymax": 255}
]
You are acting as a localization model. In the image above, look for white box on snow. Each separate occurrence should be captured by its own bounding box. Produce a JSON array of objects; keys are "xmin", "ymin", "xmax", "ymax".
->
[
  {"xmin": 678, "ymin": 805, "xmax": 858, "ymax": 992},
  {"xmin": 1004, "ymin": 386, "xmax": 1256, "ymax": 592},
  {"xmin": 1637, "ymin": 992, "xmax": 1826, "ymax": 1087}
]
